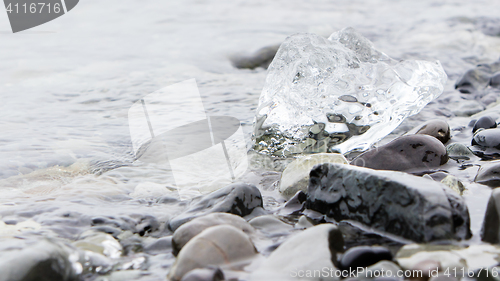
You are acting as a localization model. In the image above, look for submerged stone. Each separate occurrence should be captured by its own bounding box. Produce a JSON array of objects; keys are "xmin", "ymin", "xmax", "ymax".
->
[
  {"xmin": 253, "ymin": 27, "xmax": 446, "ymax": 156},
  {"xmin": 305, "ymin": 163, "xmax": 471, "ymax": 242},
  {"xmin": 279, "ymin": 153, "xmax": 348, "ymax": 199},
  {"xmin": 351, "ymin": 135, "xmax": 448, "ymax": 172},
  {"xmin": 168, "ymin": 183, "xmax": 263, "ymax": 231}
]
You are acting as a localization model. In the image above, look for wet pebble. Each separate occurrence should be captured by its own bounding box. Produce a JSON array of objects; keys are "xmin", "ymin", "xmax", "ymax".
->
[
  {"xmin": 248, "ymin": 215, "xmax": 293, "ymax": 235},
  {"xmin": 412, "ymin": 120, "xmax": 451, "ymax": 144},
  {"xmin": 168, "ymin": 225, "xmax": 257, "ymax": 281},
  {"xmin": 180, "ymin": 267, "xmax": 225, "ymax": 281},
  {"xmin": 279, "ymin": 153, "xmax": 348, "ymax": 199},
  {"xmin": 339, "ymin": 246, "xmax": 392, "ymax": 271},
  {"xmin": 446, "ymin": 143, "xmax": 476, "ymax": 161},
  {"xmin": 490, "ymin": 72, "xmax": 500, "ymax": 88},
  {"xmin": 351, "ymin": 135, "xmax": 448, "ymax": 172},
  {"xmin": 278, "ymin": 190, "xmax": 307, "ymax": 216},
  {"xmin": 474, "ymin": 161, "xmax": 500, "ymax": 187},
  {"xmin": 482, "ymin": 188, "xmax": 500, "ymax": 243},
  {"xmin": 473, "ymin": 116, "xmax": 497, "ymax": 133},
  {"xmin": 172, "ymin": 213, "xmax": 254, "ymax": 256},
  {"xmin": 168, "ymin": 183, "xmax": 263, "ymax": 231},
  {"xmin": 440, "ymin": 175, "xmax": 466, "ymax": 195},
  {"xmin": 472, "ymin": 128, "xmax": 500, "ymax": 149},
  {"xmin": 230, "ymin": 44, "xmax": 280, "ymax": 70},
  {"xmin": 144, "ymin": 236, "xmax": 172, "ymax": 255}
]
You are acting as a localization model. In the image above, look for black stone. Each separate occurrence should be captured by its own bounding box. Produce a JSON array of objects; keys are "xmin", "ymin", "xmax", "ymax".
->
[
  {"xmin": 180, "ymin": 267, "xmax": 225, "ymax": 281},
  {"xmin": 414, "ymin": 120, "xmax": 451, "ymax": 144},
  {"xmin": 305, "ymin": 163, "xmax": 471, "ymax": 242},
  {"xmin": 473, "ymin": 116, "xmax": 497, "ymax": 133},
  {"xmin": 168, "ymin": 183, "xmax": 263, "ymax": 231},
  {"xmin": 472, "ymin": 128, "xmax": 500, "ymax": 148},
  {"xmin": 351, "ymin": 135, "xmax": 448, "ymax": 172},
  {"xmin": 339, "ymin": 246, "xmax": 392, "ymax": 270}
]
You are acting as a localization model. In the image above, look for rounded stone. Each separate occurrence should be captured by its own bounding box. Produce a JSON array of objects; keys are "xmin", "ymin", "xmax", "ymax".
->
[
  {"xmin": 352, "ymin": 135, "xmax": 448, "ymax": 171},
  {"xmin": 413, "ymin": 120, "xmax": 451, "ymax": 144},
  {"xmin": 473, "ymin": 116, "xmax": 497, "ymax": 133},
  {"xmin": 472, "ymin": 128, "xmax": 500, "ymax": 148},
  {"xmin": 172, "ymin": 213, "xmax": 254, "ymax": 256},
  {"xmin": 446, "ymin": 143, "xmax": 475, "ymax": 161},
  {"xmin": 180, "ymin": 267, "xmax": 225, "ymax": 281},
  {"xmin": 490, "ymin": 72, "xmax": 500, "ymax": 88},
  {"xmin": 475, "ymin": 161, "xmax": 500, "ymax": 187},
  {"xmin": 339, "ymin": 246, "xmax": 392, "ymax": 270},
  {"xmin": 279, "ymin": 153, "xmax": 348, "ymax": 199},
  {"xmin": 248, "ymin": 215, "xmax": 293, "ymax": 235},
  {"xmin": 168, "ymin": 225, "xmax": 256, "ymax": 281}
]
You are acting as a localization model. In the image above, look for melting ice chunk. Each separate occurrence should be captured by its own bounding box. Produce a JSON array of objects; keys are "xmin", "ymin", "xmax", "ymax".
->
[{"xmin": 253, "ymin": 27, "xmax": 447, "ymax": 156}]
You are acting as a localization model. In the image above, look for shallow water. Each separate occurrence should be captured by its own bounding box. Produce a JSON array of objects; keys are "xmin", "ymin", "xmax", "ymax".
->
[{"xmin": 1, "ymin": 0, "xmax": 500, "ymax": 279}]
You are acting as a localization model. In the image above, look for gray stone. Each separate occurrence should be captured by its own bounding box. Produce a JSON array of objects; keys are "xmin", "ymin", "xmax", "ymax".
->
[
  {"xmin": 473, "ymin": 116, "xmax": 498, "ymax": 133},
  {"xmin": 230, "ymin": 45, "xmax": 280, "ymax": 70},
  {"xmin": 440, "ymin": 175, "xmax": 465, "ymax": 195},
  {"xmin": 248, "ymin": 215, "xmax": 293, "ymax": 235},
  {"xmin": 250, "ymin": 223, "xmax": 343, "ymax": 281},
  {"xmin": 455, "ymin": 61, "xmax": 500, "ymax": 94},
  {"xmin": 410, "ymin": 119, "xmax": 451, "ymax": 144},
  {"xmin": 482, "ymin": 188, "xmax": 500, "ymax": 243},
  {"xmin": 306, "ymin": 163, "xmax": 471, "ymax": 242},
  {"xmin": 351, "ymin": 135, "xmax": 448, "ymax": 172},
  {"xmin": 168, "ymin": 225, "xmax": 257, "ymax": 281},
  {"xmin": 451, "ymin": 99, "xmax": 485, "ymax": 117},
  {"xmin": 475, "ymin": 161, "xmax": 500, "ymax": 187},
  {"xmin": 0, "ymin": 237, "xmax": 80, "ymax": 281},
  {"xmin": 172, "ymin": 213, "xmax": 254, "ymax": 256},
  {"xmin": 446, "ymin": 143, "xmax": 476, "ymax": 161},
  {"xmin": 279, "ymin": 153, "xmax": 348, "ymax": 199},
  {"xmin": 472, "ymin": 128, "xmax": 500, "ymax": 149},
  {"xmin": 180, "ymin": 267, "xmax": 225, "ymax": 281},
  {"xmin": 168, "ymin": 183, "xmax": 263, "ymax": 231}
]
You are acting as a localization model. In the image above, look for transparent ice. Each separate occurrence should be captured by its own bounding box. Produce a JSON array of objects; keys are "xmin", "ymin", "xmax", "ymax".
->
[{"xmin": 253, "ymin": 27, "xmax": 447, "ymax": 156}]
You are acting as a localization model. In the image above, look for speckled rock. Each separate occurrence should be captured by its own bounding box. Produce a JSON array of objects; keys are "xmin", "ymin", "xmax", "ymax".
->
[
  {"xmin": 279, "ymin": 153, "xmax": 348, "ymax": 199},
  {"xmin": 412, "ymin": 120, "xmax": 451, "ymax": 144},
  {"xmin": 351, "ymin": 135, "xmax": 448, "ymax": 172},
  {"xmin": 306, "ymin": 163, "xmax": 471, "ymax": 242},
  {"xmin": 473, "ymin": 116, "xmax": 498, "ymax": 133},
  {"xmin": 472, "ymin": 128, "xmax": 500, "ymax": 149},
  {"xmin": 440, "ymin": 175, "xmax": 465, "ymax": 195},
  {"xmin": 339, "ymin": 246, "xmax": 392, "ymax": 270},
  {"xmin": 168, "ymin": 225, "xmax": 257, "ymax": 281},
  {"xmin": 475, "ymin": 161, "xmax": 500, "ymax": 187},
  {"xmin": 172, "ymin": 213, "xmax": 254, "ymax": 256},
  {"xmin": 446, "ymin": 143, "xmax": 476, "ymax": 161},
  {"xmin": 250, "ymin": 223, "xmax": 343, "ymax": 281},
  {"xmin": 168, "ymin": 183, "xmax": 263, "ymax": 231}
]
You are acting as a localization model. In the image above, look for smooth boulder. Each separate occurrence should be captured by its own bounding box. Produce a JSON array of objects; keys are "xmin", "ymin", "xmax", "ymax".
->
[
  {"xmin": 475, "ymin": 161, "xmax": 500, "ymax": 187},
  {"xmin": 412, "ymin": 120, "xmax": 451, "ymax": 144},
  {"xmin": 472, "ymin": 128, "xmax": 500, "ymax": 149},
  {"xmin": 250, "ymin": 223, "xmax": 344, "ymax": 281},
  {"xmin": 473, "ymin": 116, "xmax": 497, "ymax": 133},
  {"xmin": 279, "ymin": 153, "xmax": 348, "ymax": 199},
  {"xmin": 172, "ymin": 213, "xmax": 254, "ymax": 256},
  {"xmin": 168, "ymin": 183, "xmax": 263, "ymax": 231},
  {"xmin": 351, "ymin": 135, "xmax": 448, "ymax": 172},
  {"xmin": 306, "ymin": 163, "xmax": 471, "ymax": 242},
  {"xmin": 168, "ymin": 225, "xmax": 257, "ymax": 281}
]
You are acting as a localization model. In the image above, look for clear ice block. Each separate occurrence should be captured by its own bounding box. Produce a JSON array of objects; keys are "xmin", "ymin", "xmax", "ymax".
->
[{"xmin": 253, "ymin": 27, "xmax": 447, "ymax": 156}]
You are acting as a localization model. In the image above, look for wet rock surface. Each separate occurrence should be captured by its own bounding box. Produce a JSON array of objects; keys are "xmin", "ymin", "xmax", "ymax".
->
[
  {"xmin": 412, "ymin": 120, "xmax": 451, "ymax": 144},
  {"xmin": 351, "ymin": 135, "xmax": 448, "ymax": 172},
  {"xmin": 482, "ymin": 188, "xmax": 500, "ymax": 243},
  {"xmin": 475, "ymin": 161, "xmax": 500, "ymax": 187},
  {"xmin": 180, "ymin": 267, "xmax": 225, "ymax": 281},
  {"xmin": 172, "ymin": 212, "xmax": 254, "ymax": 256},
  {"xmin": 168, "ymin": 183, "xmax": 263, "ymax": 231},
  {"xmin": 250, "ymin": 223, "xmax": 343, "ymax": 281},
  {"xmin": 473, "ymin": 116, "xmax": 498, "ymax": 133},
  {"xmin": 339, "ymin": 246, "xmax": 392, "ymax": 270},
  {"xmin": 306, "ymin": 163, "xmax": 471, "ymax": 242},
  {"xmin": 168, "ymin": 225, "xmax": 257, "ymax": 281}
]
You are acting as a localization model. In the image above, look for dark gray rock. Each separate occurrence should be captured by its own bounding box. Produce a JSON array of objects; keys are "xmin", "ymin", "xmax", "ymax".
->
[
  {"xmin": 475, "ymin": 161, "xmax": 500, "ymax": 187},
  {"xmin": 351, "ymin": 135, "xmax": 448, "ymax": 172},
  {"xmin": 473, "ymin": 116, "xmax": 498, "ymax": 133},
  {"xmin": 412, "ymin": 120, "xmax": 451, "ymax": 144},
  {"xmin": 230, "ymin": 45, "xmax": 280, "ymax": 70},
  {"xmin": 180, "ymin": 267, "xmax": 224, "ymax": 281},
  {"xmin": 172, "ymin": 213, "xmax": 254, "ymax": 256},
  {"xmin": 339, "ymin": 246, "xmax": 392, "ymax": 271},
  {"xmin": 306, "ymin": 163, "xmax": 471, "ymax": 242},
  {"xmin": 0, "ymin": 237, "xmax": 80, "ymax": 281},
  {"xmin": 168, "ymin": 225, "xmax": 257, "ymax": 281},
  {"xmin": 482, "ymin": 188, "xmax": 500, "ymax": 243},
  {"xmin": 168, "ymin": 183, "xmax": 263, "ymax": 231},
  {"xmin": 144, "ymin": 236, "xmax": 172, "ymax": 255},
  {"xmin": 455, "ymin": 61, "xmax": 500, "ymax": 94}
]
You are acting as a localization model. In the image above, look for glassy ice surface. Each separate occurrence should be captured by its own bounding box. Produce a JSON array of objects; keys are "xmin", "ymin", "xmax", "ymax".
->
[{"xmin": 253, "ymin": 27, "xmax": 447, "ymax": 156}]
